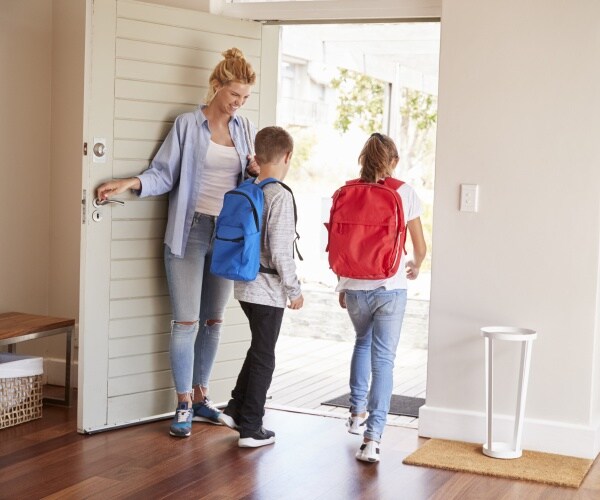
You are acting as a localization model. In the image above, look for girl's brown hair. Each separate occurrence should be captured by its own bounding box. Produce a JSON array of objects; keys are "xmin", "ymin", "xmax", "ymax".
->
[
  {"xmin": 358, "ymin": 133, "xmax": 399, "ymax": 183},
  {"xmin": 205, "ymin": 48, "xmax": 256, "ymax": 103}
]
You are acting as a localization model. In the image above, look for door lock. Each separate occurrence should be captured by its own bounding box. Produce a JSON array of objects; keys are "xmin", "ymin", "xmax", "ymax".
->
[
  {"xmin": 92, "ymin": 211, "xmax": 102, "ymax": 222},
  {"xmin": 92, "ymin": 137, "xmax": 107, "ymax": 163}
]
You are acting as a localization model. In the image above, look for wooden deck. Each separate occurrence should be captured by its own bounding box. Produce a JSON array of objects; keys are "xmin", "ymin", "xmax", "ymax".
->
[{"xmin": 267, "ymin": 291, "xmax": 429, "ymax": 430}]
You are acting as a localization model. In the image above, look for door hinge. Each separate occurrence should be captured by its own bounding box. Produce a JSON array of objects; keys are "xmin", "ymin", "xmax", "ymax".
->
[
  {"xmin": 83, "ymin": 142, "xmax": 88, "ymax": 156},
  {"xmin": 81, "ymin": 189, "xmax": 87, "ymax": 224}
]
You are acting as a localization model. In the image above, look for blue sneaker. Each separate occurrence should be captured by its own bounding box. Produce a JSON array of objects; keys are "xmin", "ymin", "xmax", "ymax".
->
[
  {"xmin": 169, "ymin": 402, "xmax": 192, "ymax": 437},
  {"xmin": 192, "ymin": 397, "xmax": 222, "ymax": 424}
]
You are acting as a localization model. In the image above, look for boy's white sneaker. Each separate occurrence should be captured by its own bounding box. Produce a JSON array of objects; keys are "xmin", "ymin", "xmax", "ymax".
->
[
  {"xmin": 346, "ymin": 413, "xmax": 367, "ymax": 435},
  {"xmin": 355, "ymin": 440, "xmax": 380, "ymax": 463}
]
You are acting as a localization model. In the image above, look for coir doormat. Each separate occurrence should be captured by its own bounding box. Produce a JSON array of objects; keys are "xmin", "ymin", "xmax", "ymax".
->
[
  {"xmin": 321, "ymin": 393, "xmax": 425, "ymax": 418},
  {"xmin": 402, "ymin": 439, "xmax": 594, "ymax": 488}
]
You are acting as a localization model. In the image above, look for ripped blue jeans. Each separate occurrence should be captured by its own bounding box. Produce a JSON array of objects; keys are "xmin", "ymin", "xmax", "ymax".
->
[{"xmin": 165, "ymin": 213, "xmax": 233, "ymax": 394}]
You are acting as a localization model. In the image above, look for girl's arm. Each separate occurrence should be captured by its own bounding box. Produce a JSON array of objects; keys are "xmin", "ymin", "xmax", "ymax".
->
[{"xmin": 406, "ymin": 217, "xmax": 427, "ymax": 280}]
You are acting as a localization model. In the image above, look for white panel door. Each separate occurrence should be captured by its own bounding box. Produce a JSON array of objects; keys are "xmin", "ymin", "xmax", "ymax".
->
[{"xmin": 78, "ymin": 0, "xmax": 279, "ymax": 432}]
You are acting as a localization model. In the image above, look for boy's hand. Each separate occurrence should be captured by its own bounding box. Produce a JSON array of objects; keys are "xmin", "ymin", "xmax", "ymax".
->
[
  {"xmin": 246, "ymin": 155, "xmax": 260, "ymax": 177},
  {"xmin": 406, "ymin": 260, "xmax": 421, "ymax": 280},
  {"xmin": 338, "ymin": 292, "xmax": 347, "ymax": 309},
  {"xmin": 288, "ymin": 294, "xmax": 304, "ymax": 310}
]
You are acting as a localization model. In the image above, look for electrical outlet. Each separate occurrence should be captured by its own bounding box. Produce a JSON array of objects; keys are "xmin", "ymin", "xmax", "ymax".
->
[{"xmin": 460, "ymin": 184, "xmax": 479, "ymax": 212}]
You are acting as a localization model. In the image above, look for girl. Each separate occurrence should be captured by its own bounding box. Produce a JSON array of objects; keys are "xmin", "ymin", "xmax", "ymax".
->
[{"xmin": 337, "ymin": 133, "xmax": 427, "ymax": 462}]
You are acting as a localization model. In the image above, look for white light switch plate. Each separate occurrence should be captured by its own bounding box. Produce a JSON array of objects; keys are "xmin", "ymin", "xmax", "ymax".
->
[{"xmin": 460, "ymin": 184, "xmax": 479, "ymax": 212}]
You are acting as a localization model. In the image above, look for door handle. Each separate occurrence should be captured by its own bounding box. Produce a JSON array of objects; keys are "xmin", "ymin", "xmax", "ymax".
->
[{"xmin": 93, "ymin": 198, "xmax": 125, "ymax": 208}]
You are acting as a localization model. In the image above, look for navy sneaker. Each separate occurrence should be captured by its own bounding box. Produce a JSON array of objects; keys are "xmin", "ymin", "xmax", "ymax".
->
[
  {"xmin": 238, "ymin": 426, "xmax": 275, "ymax": 448},
  {"xmin": 192, "ymin": 397, "xmax": 222, "ymax": 424},
  {"xmin": 169, "ymin": 402, "xmax": 192, "ymax": 437}
]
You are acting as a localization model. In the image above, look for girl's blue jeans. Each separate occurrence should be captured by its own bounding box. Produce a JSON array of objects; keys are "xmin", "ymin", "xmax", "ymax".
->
[
  {"xmin": 345, "ymin": 287, "xmax": 407, "ymax": 442},
  {"xmin": 165, "ymin": 213, "xmax": 233, "ymax": 394}
]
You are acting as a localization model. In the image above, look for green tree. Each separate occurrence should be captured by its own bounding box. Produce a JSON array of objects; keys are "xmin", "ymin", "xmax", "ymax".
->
[
  {"xmin": 398, "ymin": 88, "xmax": 437, "ymax": 186},
  {"xmin": 330, "ymin": 68, "xmax": 385, "ymax": 134},
  {"xmin": 331, "ymin": 68, "xmax": 437, "ymax": 189}
]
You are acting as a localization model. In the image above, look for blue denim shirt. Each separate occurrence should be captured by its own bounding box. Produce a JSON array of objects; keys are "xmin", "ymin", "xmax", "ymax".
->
[{"xmin": 136, "ymin": 107, "xmax": 255, "ymax": 257}]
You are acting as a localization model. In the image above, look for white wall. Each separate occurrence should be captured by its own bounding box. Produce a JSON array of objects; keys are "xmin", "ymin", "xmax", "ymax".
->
[
  {"xmin": 593, "ymin": 232, "xmax": 600, "ymax": 426},
  {"xmin": 0, "ymin": 1, "xmax": 85, "ymax": 386},
  {"xmin": 0, "ymin": 1, "xmax": 52, "ymax": 315},
  {"xmin": 420, "ymin": 0, "xmax": 600, "ymax": 458}
]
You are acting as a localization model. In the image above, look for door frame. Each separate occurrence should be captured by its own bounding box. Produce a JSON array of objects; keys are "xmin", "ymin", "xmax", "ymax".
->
[{"xmin": 217, "ymin": 0, "xmax": 441, "ymax": 23}]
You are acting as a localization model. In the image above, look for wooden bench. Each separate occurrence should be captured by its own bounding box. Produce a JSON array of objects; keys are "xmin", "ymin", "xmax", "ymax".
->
[{"xmin": 0, "ymin": 312, "xmax": 74, "ymax": 407}]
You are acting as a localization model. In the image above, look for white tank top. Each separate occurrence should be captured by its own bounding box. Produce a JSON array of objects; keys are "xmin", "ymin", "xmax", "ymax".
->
[{"xmin": 196, "ymin": 140, "xmax": 241, "ymax": 216}]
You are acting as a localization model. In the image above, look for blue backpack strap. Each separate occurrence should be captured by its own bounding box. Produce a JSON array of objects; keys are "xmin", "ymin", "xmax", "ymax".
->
[{"xmin": 257, "ymin": 178, "xmax": 304, "ymax": 264}]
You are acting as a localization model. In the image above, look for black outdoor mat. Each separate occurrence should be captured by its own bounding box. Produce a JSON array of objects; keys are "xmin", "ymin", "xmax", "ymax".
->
[{"xmin": 321, "ymin": 393, "xmax": 425, "ymax": 418}]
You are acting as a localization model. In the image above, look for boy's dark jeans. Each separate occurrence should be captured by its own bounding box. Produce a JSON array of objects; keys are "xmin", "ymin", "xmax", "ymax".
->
[{"xmin": 228, "ymin": 301, "xmax": 284, "ymax": 432}]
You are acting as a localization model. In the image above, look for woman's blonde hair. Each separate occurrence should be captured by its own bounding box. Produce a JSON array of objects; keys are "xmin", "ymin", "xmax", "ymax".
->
[
  {"xmin": 205, "ymin": 48, "xmax": 256, "ymax": 103},
  {"xmin": 358, "ymin": 133, "xmax": 399, "ymax": 183}
]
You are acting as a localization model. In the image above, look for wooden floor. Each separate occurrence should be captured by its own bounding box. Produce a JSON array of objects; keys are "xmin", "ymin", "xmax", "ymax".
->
[{"xmin": 1, "ymin": 402, "xmax": 599, "ymax": 499}]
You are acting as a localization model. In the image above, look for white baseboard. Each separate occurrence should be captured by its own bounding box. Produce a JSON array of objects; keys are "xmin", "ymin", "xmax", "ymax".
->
[
  {"xmin": 43, "ymin": 357, "xmax": 78, "ymax": 388},
  {"xmin": 418, "ymin": 404, "xmax": 600, "ymax": 459}
]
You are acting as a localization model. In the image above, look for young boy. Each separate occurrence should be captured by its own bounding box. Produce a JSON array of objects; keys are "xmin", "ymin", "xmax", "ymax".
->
[{"xmin": 219, "ymin": 126, "xmax": 304, "ymax": 447}]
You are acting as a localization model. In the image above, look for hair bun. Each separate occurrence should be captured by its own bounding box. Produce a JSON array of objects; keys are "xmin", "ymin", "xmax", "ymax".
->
[{"xmin": 222, "ymin": 47, "xmax": 245, "ymax": 60}]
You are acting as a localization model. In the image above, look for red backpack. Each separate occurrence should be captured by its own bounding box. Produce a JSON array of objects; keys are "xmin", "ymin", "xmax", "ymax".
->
[{"xmin": 325, "ymin": 177, "xmax": 406, "ymax": 279}]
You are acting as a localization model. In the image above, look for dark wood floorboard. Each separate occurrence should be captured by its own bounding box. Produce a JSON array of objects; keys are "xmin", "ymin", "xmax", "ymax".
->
[{"xmin": 1, "ymin": 399, "xmax": 599, "ymax": 499}]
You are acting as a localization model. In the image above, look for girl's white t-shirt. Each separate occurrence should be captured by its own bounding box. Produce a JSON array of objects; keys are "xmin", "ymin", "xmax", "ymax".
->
[
  {"xmin": 335, "ymin": 182, "xmax": 422, "ymax": 292},
  {"xmin": 195, "ymin": 140, "xmax": 241, "ymax": 216}
]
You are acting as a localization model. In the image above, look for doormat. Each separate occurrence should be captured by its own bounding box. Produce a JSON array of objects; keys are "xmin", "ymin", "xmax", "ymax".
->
[
  {"xmin": 402, "ymin": 439, "xmax": 594, "ymax": 488},
  {"xmin": 321, "ymin": 393, "xmax": 425, "ymax": 418}
]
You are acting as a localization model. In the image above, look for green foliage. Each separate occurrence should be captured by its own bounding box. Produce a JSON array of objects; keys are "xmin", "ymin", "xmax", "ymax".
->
[
  {"xmin": 397, "ymin": 88, "xmax": 438, "ymax": 189},
  {"xmin": 330, "ymin": 68, "xmax": 385, "ymax": 134},
  {"xmin": 400, "ymin": 89, "xmax": 437, "ymax": 132}
]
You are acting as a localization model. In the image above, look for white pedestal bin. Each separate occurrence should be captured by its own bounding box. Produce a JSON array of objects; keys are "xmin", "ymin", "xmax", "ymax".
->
[{"xmin": 481, "ymin": 326, "xmax": 537, "ymax": 459}]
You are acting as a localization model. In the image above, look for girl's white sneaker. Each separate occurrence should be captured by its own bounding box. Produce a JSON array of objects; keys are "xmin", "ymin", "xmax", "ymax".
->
[
  {"xmin": 355, "ymin": 440, "xmax": 380, "ymax": 463},
  {"xmin": 345, "ymin": 413, "xmax": 367, "ymax": 435}
]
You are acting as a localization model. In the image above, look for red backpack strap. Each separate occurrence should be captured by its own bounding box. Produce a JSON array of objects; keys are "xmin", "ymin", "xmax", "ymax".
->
[
  {"xmin": 346, "ymin": 177, "xmax": 404, "ymax": 189},
  {"xmin": 382, "ymin": 177, "xmax": 407, "ymax": 254},
  {"xmin": 382, "ymin": 177, "xmax": 404, "ymax": 190},
  {"xmin": 345, "ymin": 178, "xmax": 364, "ymax": 186}
]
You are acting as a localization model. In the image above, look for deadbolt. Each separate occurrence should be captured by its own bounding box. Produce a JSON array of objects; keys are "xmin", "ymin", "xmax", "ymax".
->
[{"xmin": 92, "ymin": 137, "xmax": 107, "ymax": 163}]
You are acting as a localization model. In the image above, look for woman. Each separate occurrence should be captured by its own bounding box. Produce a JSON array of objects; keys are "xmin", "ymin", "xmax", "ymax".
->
[
  {"xmin": 337, "ymin": 133, "xmax": 427, "ymax": 463},
  {"xmin": 96, "ymin": 48, "xmax": 257, "ymax": 438}
]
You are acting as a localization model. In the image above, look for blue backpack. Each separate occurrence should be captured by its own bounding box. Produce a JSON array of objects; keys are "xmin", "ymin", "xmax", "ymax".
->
[{"xmin": 210, "ymin": 177, "xmax": 300, "ymax": 281}]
